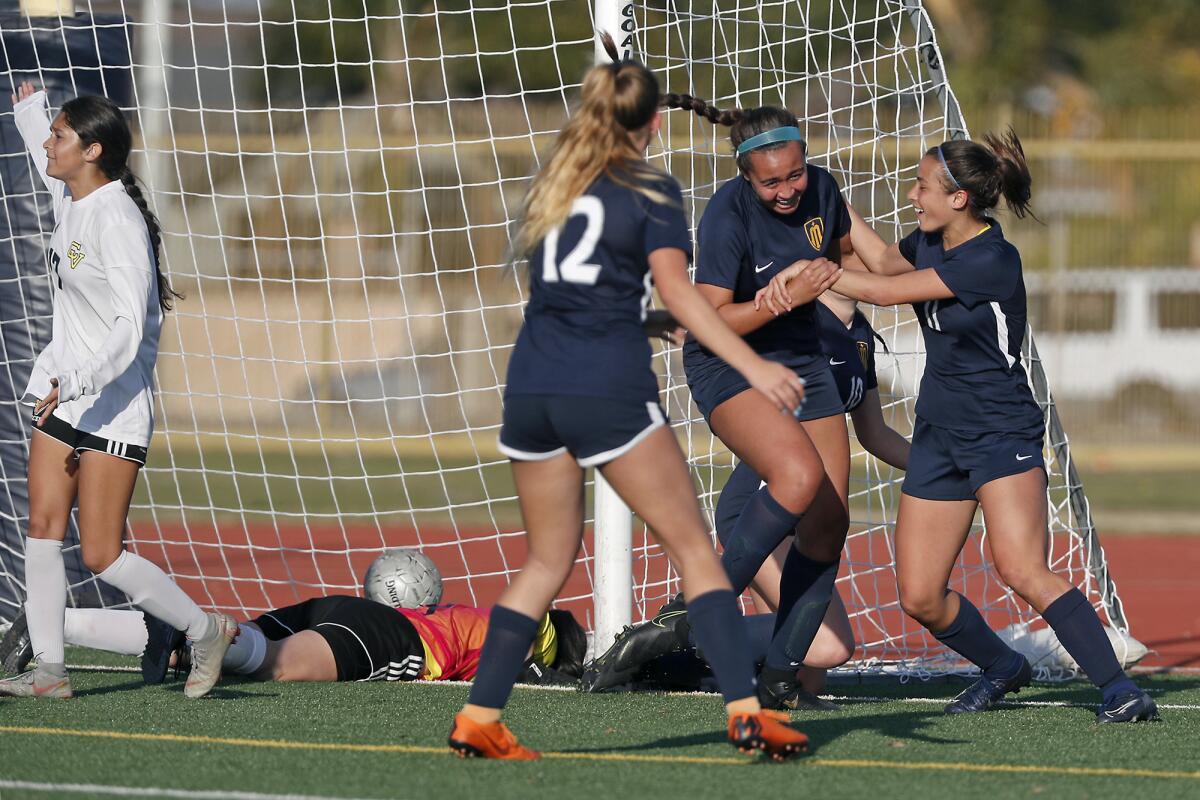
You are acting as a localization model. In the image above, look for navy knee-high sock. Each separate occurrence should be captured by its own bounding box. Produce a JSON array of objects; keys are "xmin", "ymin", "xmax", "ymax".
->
[
  {"xmin": 933, "ymin": 592, "xmax": 1024, "ymax": 677},
  {"xmin": 719, "ymin": 486, "xmax": 801, "ymax": 594},
  {"xmin": 688, "ymin": 611, "xmax": 775, "ymax": 666},
  {"xmin": 714, "ymin": 462, "xmax": 764, "ymax": 548},
  {"xmin": 1042, "ymin": 587, "xmax": 1137, "ymax": 702},
  {"xmin": 467, "ymin": 605, "xmax": 540, "ymax": 709},
  {"xmin": 686, "ymin": 589, "xmax": 757, "ymax": 704},
  {"xmin": 762, "ymin": 549, "xmax": 838, "ymax": 674}
]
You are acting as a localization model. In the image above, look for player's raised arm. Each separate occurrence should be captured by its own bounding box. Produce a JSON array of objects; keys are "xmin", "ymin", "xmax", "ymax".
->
[
  {"xmin": 11, "ymin": 82, "xmax": 66, "ymax": 217},
  {"xmin": 0, "ymin": 91, "xmax": 230, "ymax": 706}
]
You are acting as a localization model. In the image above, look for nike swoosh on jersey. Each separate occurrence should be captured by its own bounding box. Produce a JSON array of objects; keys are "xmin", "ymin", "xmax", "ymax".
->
[
  {"xmin": 754, "ymin": 261, "xmax": 774, "ymax": 273},
  {"xmin": 1016, "ymin": 454, "xmax": 1034, "ymax": 461},
  {"xmin": 829, "ymin": 358, "xmax": 846, "ymax": 366}
]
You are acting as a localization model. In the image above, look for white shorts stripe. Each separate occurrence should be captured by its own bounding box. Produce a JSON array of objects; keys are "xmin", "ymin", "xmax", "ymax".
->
[
  {"xmin": 576, "ymin": 402, "xmax": 666, "ymax": 467},
  {"xmin": 260, "ymin": 613, "xmax": 296, "ymax": 635},
  {"xmin": 315, "ymin": 621, "xmax": 374, "ymax": 675},
  {"xmin": 497, "ymin": 442, "xmax": 568, "ymax": 462}
]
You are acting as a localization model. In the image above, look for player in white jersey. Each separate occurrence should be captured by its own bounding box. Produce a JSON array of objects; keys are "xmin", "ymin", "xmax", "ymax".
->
[{"xmin": 0, "ymin": 82, "xmax": 237, "ymax": 700}]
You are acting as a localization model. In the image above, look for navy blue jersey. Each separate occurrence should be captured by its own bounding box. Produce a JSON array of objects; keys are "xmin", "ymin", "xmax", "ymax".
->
[
  {"xmin": 504, "ymin": 172, "xmax": 691, "ymax": 401},
  {"xmin": 816, "ymin": 302, "xmax": 878, "ymax": 412},
  {"xmin": 897, "ymin": 222, "xmax": 1042, "ymax": 435},
  {"xmin": 683, "ymin": 164, "xmax": 850, "ymax": 370}
]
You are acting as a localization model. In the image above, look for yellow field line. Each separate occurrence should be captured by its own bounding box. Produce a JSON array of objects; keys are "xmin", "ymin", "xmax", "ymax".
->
[{"xmin": 3, "ymin": 724, "xmax": 1198, "ymax": 779}]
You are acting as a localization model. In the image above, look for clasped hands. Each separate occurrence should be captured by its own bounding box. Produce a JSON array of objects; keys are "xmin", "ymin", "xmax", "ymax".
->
[{"xmin": 754, "ymin": 257, "xmax": 843, "ymax": 316}]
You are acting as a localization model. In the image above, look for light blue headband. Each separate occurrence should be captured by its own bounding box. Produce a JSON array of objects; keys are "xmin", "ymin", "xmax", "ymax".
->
[
  {"xmin": 936, "ymin": 145, "xmax": 962, "ymax": 190},
  {"xmin": 736, "ymin": 126, "xmax": 806, "ymax": 156}
]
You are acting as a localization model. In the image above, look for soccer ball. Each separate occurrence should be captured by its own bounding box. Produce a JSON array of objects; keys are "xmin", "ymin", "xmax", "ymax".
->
[{"xmin": 363, "ymin": 549, "xmax": 443, "ymax": 609}]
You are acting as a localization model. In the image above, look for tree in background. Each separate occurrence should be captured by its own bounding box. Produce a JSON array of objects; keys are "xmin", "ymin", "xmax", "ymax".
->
[{"xmin": 928, "ymin": 0, "xmax": 1200, "ymax": 116}]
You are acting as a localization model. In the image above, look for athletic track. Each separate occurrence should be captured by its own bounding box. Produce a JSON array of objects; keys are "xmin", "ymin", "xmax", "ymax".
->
[{"xmin": 128, "ymin": 523, "xmax": 1199, "ymax": 671}]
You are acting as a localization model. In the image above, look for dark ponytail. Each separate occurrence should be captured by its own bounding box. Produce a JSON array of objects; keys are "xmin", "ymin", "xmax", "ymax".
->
[
  {"xmin": 661, "ymin": 94, "xmax": 804, "ymax": 173},
  {"xmin": 60, "ymin": 95, "xmax": 182, "ymax": 313},
  {"xmin": 933, "ymin": 127, "xmax": 1035, "ymax": 220}
]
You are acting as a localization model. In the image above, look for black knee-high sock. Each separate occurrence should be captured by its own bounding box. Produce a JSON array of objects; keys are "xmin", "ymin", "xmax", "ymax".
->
[
  {"xmin": 1042, "ymin": 587, "xmax": 1137, "ymax": 702},
  {"xmin": 467, "ymin": 605, "xmax": 540, "ymax": 709},
  {"xmin": 685, "ymin": 589, "xmax": 757, "ymax": 704},
  {"xmin": 762, "ymin": 549, "xmax": 838, "ymax": 673},
  {"xmin": 719, "ymin": 487, "xmax": 801, "ymax": 594},
  {"xmin": 933, "ymin": 592, "xmax": 1023, "ymax": 677}
]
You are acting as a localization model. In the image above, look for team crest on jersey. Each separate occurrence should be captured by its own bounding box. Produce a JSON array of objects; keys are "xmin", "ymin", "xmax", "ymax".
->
[
  {"xmin": 803, "ymin": 217, "xmax": 825, "ymax": 250},
  {"xmin": 67, "ymin": 241, "xmax": 85, "ymax": 270},
  {"xmin": 857, "ymin": 340, "xmax": 869, "ymax": 370}
]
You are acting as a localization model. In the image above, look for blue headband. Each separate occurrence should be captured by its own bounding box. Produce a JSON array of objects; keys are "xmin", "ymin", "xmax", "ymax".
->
[
  {"xmin": 736, "ymin": 126, "xmax": 806, "ymax": 156},
  {"xmin": 936, "ymin": 145, "xmax": 962, "ymax": 190}
]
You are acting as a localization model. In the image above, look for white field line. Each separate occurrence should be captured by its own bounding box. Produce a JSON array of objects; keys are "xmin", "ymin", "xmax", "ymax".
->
[{"xmin": 0, "ymin": 780, "xmax": 378, "ymax": 800}]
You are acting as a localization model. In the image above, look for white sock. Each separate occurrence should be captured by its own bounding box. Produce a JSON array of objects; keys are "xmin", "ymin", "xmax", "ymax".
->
[
  {"xmin": 63, "ymin": 608, "xmax": 149, "ymax": 656},
  {"xmin": 24, "ymin": 537, "xmax": 67, "ymax": 665},
  {"xmin": 96, "ymin": 551, "xmax": 210, "ymax": 640},
  {"xmin": 222, "ymin": 624, "xmax": 267, "ymax": 674}
]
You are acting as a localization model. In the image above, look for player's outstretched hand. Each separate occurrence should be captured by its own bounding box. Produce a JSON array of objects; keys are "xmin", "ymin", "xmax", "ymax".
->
[
  {"xmin": 743, "ymin": 357, "xmax": 805, "ymax": 414},
  {"xmin": 643, "ymin": 309, "xmax": 685, "ymax": 344},
  {"xmin": 11, "ymin": 81, "xmax": 38, "ymax": 105},
  {"xmin": 754, "ymin": 257, "xmax": 842, "ymax": 316}
]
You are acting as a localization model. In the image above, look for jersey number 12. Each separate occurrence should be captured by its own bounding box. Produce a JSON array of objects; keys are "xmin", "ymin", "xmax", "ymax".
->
[{"xmin": 542, "ymin": 196, "xmax": 603, "ymax": 286}]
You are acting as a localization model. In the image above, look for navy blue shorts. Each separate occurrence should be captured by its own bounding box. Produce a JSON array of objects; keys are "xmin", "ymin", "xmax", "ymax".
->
[
  {"xmin": 498, "ymin": 394, "xmax": 667, "ymax": 467},
  {"xmin": 902, "ymin": 418, "xmax": 1046, "ymax": 501},
  {"xmin": 683, "ymin": 352, "xmax": 843, "ymax": 423}
]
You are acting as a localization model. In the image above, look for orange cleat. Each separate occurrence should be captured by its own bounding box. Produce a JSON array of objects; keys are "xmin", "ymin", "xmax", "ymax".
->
[
  {"xmin": 448, "ymin": 713, "xmax": 541, "ymax": 760},
  {"xmin": 727, "ymin": 709, "xmax": 809, "ymax": 762}
]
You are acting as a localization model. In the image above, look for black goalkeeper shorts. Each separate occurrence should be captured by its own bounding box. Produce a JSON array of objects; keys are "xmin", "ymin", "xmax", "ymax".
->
[{"xmin": 249, "ymin": 595, "xmax": 425, "ymax": 682}]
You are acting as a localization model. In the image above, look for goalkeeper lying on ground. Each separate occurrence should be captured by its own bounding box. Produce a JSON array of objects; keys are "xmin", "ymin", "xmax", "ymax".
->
[{"xmin": 0, "ymin": 595, "xmax": 586, "ymax": 687}]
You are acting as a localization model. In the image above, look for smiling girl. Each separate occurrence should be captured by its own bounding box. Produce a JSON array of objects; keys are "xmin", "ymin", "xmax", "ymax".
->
[
  {"xmin": 638, "ymin": 99, "xmax": 851, "ymax": 710},
  {"xmin": 757, "ymin": 132, "xmax": 1157, "ymax": 724},
  {"xmin": 0, "ymin": 82, "xmax": 236, "ymax": 700}
]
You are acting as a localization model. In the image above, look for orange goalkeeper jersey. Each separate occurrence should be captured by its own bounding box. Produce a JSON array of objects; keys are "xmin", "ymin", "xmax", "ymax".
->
[{"xmin": 397, "ymin": 604, "xmax": 489, "ymax": 681}]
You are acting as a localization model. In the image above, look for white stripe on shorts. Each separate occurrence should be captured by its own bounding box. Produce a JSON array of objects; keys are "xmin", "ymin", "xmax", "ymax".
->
[
  {"xmin": 576, "ymin": 402, "xmax": 665, "ymax": 468},
  {"xmin": 497, "ymin": 442, "xmax": 568, "ymax": 462}
]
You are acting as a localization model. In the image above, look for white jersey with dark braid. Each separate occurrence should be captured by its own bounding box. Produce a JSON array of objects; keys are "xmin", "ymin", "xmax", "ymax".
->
[{"xmin": 14, "ymin": 90, "xmax": 162, "ymax": 447}]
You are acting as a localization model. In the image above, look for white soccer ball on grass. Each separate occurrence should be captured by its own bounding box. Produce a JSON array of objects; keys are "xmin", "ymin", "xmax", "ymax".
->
[{"xmin": 363, "ymin": 548, "xmax": 444, "ymax": 609}]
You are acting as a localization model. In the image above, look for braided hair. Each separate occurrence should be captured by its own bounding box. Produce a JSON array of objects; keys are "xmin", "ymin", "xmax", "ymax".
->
[
  {"xmin": 661, "ymin": 94, "xmax": 805, "ymax": 173},
  {"xmin": 60, "ymin": 95, "xmax": 182, "ymax": 313}
]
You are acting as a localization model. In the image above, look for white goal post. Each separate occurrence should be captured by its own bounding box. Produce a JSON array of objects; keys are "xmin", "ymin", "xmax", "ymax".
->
[{"xmin": 0, "ymin": 0, "xmax": 1130, "ymax": 679}]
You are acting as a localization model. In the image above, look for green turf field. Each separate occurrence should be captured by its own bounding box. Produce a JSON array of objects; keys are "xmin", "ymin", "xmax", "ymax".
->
[{"xmin": 2, "ymin": 649, "xmax": 1197, "ymax": 800}]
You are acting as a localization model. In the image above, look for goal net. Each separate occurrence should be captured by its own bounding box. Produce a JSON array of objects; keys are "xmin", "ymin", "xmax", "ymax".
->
[{"xmin": 0, "ymin": 0, "xmax": 1130, "ymax": 678}]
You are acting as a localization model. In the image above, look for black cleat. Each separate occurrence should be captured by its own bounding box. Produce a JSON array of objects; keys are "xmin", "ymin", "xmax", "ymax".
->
[
  {"xmin": 519, "ymin": 659, "xmax": 580, "ymax": 687},
  {"xmin": 945, "ymin": 656, "xmax": 1032, "ymax": 714},
  {"xmin": 0, "ymin": 611, "xmax": 32, "ymax": 675},
  {"xmin": 790, "ymin": 686, "xmax": 841, "ymax": 712},
  {"xmin": 582, "ymin": 595, "xmax": 692, "ymax": 693},
  {"xmin": 1097, "ymin": 690, "xmax": 1159, "ymax": 724},
  {"xmin": 141, "ymin": 613, "xmax": 186, "ymax": 685},
  {"xmin": 756, "ymin": 674, "xmax": 840, "ymax": 712}
]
